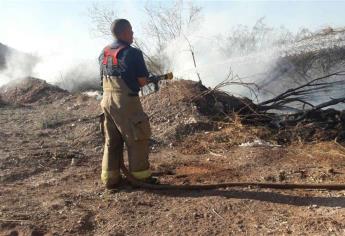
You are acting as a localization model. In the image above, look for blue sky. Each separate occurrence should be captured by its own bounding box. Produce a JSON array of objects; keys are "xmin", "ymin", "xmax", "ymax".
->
[{"xmin": 0, "ymin": 0, "xmax": 344, "ymax": 57}]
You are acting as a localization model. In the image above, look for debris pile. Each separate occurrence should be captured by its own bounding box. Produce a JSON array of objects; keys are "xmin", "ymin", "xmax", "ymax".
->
[
  {"xmin": 141, "ymin": 79, "xmax": 255, "ymax": 144},
  {"xmin": 142, "ymin": 78, "xmax": 345, "ymax": 148},
  {"xmin": 0, "ymin": 77, "xmax": 69, "ymax": 105},
  {"xmin": 0, "ymin": 76, "xmax": 343, "ymax": 147},
  {"xmin": 276, "ymin": 109, "xmax": 345, "ymax": 143}
]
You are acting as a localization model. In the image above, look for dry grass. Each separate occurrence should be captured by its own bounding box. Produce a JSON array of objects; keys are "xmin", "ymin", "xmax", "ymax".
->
[
  {"xmin": 178, "ymin": 116, "xmax": 274, "ymax": 155},
  {"xmin": 290, "ymin": 141, "xmax": 345, "ymax": 159}
]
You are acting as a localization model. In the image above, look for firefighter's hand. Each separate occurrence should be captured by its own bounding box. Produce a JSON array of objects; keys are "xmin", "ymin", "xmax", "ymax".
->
[{"xmin": 138, "ymin": 77, "xmax": 149, "ymax": 87}]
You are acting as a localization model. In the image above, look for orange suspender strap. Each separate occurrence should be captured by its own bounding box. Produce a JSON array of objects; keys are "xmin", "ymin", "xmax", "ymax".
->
[{"xmin": 102, "ymin": 45, "xmax": 127, "ymax": 65}]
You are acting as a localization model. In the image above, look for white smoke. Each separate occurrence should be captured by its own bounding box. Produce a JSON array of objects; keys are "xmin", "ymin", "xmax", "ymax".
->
[
  {"xmin": 162, "ymin": 21, "xmax": 290, "ymax": 100},
  {"xmin": 0, "ymin": 6, "xmax": 106, "ymax": 92},
  {"xmin": 0, "ymin": 50, "xmax": 100, "ymax": 92},
  {"xmin": 53, "ymin": 60, "xmax": 100, "ymax": 92},
  {"xmin": 0, "ymin": 50, "xmax": 38, "ymax": 86},
  {"xmin": 31, "ymin": 40, "xmax": 102, "ymax": 92},
  {"xmin": 162, "ymin": 19, "xmax": 345, "ymax": 105}
]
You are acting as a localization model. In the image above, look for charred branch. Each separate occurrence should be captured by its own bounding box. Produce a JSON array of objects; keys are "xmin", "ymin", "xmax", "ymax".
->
[{"xmin": 258, "ymin": 71, "xmax": 345, "ymax": 111}]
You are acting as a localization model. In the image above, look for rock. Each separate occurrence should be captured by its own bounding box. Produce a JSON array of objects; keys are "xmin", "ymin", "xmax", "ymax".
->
[
  {"xmin": 279, "ymin": 171, "xmax": 286, "ymax": 181},
  {"xmin": 192, "ymin": 212, "xmax": 203, "ymax": 219},
  {"xmin": 71, "ymin": 158, "xmax": 77, "ymax": 166},
  {"xmin": 299, "ymin": 170, "xmax": 307, "ymax": 179},
  {"xmin": 185, "ymin": 117, "xmax": 197, "ymax": 124},
  {"xmin": 264, "ymin": 175, "xmax": 276, "ymax": 182},
  {"xmin": 311, "ymin": 204, "xmax": 319, "ymax": 209}
]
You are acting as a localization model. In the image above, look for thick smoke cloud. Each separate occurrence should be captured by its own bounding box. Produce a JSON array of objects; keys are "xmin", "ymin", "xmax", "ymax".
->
[
  {"xmin": 0, "ymin": 44, "xmax": 100, "ymax": 92},
  {"xmin": 0, "ymin": 5, "xmax": 105, "ymax": 92},
  {"xmin": 162, "ymin": 19, "xmax": 345, "ymax": 107},
  {"xmin": 0, "ymin": 49, "xmax": 39, "ymax": 86},
  {"xmin": 162, "ymin": 23, "xmax": 289, "ymax": 100}
]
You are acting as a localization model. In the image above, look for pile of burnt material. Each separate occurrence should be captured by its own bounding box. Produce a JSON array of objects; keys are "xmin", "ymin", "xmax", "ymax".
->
[
  {"xmin": 141, "ymin": 79, "xmax": 257, "ymax": 144},
  {"xmin": 277, "ymin": 108, "xmax": 345, "ymax": 143},
  {"xmin": 0, "ymin": 77, "xmax": 69, "ymax": 105},
  {"xmin": 141, "ymin": 78, "xmax": 345, "ymax": 145}
]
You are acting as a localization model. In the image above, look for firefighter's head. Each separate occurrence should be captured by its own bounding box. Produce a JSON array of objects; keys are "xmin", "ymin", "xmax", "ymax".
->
[{"xmin": 111, "ymin": 19, "xmax": 133, "ymax": 44}]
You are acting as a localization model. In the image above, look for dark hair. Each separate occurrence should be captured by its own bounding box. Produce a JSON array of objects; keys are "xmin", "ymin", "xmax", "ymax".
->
[{"xmin": 110, "ymin": 19, "xmax": 131, "ymax": 38}]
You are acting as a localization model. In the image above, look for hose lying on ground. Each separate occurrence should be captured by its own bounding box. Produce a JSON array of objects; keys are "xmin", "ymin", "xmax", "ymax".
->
[{"xmin": 119, "ymin": 157, "xmax": 345, "ymax": 191}]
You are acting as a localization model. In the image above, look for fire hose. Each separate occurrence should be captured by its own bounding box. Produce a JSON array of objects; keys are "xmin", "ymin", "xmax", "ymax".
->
[{"xmin": 119, "ymin": 156, "xmax": 345, "ymax": 190}]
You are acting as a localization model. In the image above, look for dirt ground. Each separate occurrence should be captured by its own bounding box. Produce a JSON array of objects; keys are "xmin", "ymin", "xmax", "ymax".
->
[{"xmin": 1, "ymin": 80, "xmax": 345, "ymax": 236}]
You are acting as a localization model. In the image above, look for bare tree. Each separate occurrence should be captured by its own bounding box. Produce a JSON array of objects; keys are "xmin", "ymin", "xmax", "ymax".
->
[
  {"xmin": 88, "ymin": 3, "xmax": 118, "ymax": 39},
  {"xmin": 144, "ymin": 0, "xmax": 201, "ymax": 51},
  {"xmin": 143, "ymin": 0, "xmax": 202, "ymax": 75},
  {"xmin": 218, "ymin": 18, "xmax": 316, "ymax": 58}
]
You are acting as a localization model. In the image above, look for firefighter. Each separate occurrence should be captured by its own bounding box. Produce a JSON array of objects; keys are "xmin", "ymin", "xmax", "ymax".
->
[{"xmin": 98, "ymin": 19, "xmax": 157, "ymax": 189}]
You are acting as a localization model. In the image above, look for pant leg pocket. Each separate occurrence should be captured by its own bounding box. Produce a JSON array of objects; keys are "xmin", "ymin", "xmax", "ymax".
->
[{"xmin": 129, "ymin": 112, "xmax": 152, "ymax": 141}]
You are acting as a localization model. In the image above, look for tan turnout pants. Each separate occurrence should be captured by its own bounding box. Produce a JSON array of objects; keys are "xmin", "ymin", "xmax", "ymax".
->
[{"xmin": 100, "ymin": 75, "xmax": 152, "ymax": 187}]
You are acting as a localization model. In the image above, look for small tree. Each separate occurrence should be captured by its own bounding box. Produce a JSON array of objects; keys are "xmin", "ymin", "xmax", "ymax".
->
[
  {"xmin": 143, "ymin": 0, "xmax": 202, "ymax": 74},
  {"xmin": 88, "ymin": 2, "xmax": 117, "ymax": 39}
]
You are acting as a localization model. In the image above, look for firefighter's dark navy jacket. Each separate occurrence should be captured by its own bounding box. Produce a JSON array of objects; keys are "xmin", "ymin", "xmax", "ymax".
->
[{"xmin": 99, "ymin": 39, "xmax": 149, "ymax": 94}]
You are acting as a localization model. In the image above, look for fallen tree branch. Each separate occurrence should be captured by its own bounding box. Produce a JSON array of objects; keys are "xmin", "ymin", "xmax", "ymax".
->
[
  {"xmin": 290, "ymin": 97, "xmax": 345, "ymax": 122},
  {"xmin": 258, "ymin": 71, "xmax": 345, "ymax": 111}
]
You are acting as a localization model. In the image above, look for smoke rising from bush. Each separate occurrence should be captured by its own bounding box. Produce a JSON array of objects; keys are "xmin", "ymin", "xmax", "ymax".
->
[
  {"xmin": 161, "ymin": 18, "xmax": 345, "ymax": 106},
  {"xmin": 0, "ymin": 44, "xmax": 100, "ymax": 92},
  {"xmin": 0, "ymin": 48, "xmax": 39, "ymax": 86}
]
